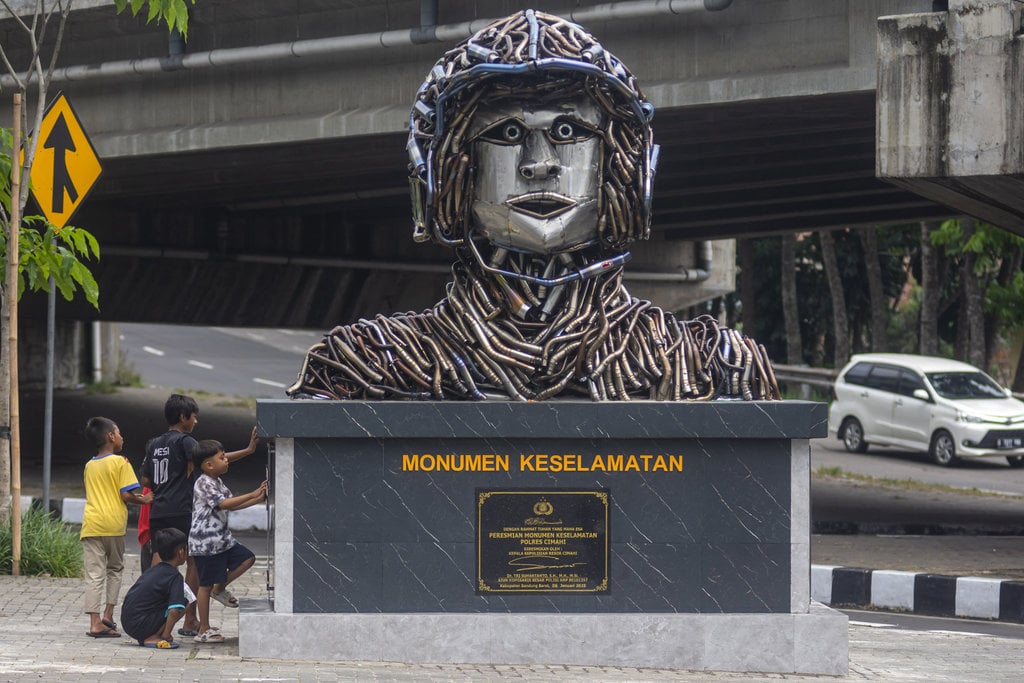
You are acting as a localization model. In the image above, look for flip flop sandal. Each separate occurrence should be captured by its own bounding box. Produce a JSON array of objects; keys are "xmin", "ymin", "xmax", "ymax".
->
[
  {"xmin": 194, "ymin": 630, "xmax": 225, "ymax": 643},
  {"xmin": 101, "ymin": 618, "xmax": 117, "ymax": 630},
  {"xmin": 86, "ymin": 627, "xmax": 120, "ymax": 638},
  {"xmin": 144, "ymin": 639, "xmax": 179, "ymax": 649},
  {"xmin": 210, "ymin": 589, "xmax": 238, "ymax": 608},
  {"xmin": 177, "ymin": 628, "xmax": 199, "ymax": 637}
]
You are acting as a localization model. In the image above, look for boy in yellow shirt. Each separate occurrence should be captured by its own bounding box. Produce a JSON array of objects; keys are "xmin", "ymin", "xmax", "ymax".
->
[{"xmin": 81, "ymin": 417, "xmax": 153, "ymax": 638}]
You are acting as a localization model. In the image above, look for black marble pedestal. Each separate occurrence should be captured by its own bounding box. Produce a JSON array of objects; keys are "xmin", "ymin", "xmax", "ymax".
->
[{"xmin": 241, "ymin": 400, "xmax": 847, "ymax": 674}]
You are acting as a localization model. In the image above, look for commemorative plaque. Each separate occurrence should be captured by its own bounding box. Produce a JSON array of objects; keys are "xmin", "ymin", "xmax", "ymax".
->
[{"xmin": 477, "ymin": 489, "xmax": 609, "ymax": 593}]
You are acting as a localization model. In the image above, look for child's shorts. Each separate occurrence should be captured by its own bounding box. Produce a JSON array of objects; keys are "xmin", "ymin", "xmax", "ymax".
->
[
  {"xmin": 194, "ymin": 543, "xmax": 255, "ymax": 587},
  {"xmin": 122, "ymin": 609, "xmax": 172, "ymax": 645}
]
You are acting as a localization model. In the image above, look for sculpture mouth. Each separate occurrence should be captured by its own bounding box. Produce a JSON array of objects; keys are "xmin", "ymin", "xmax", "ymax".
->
[{"xmin": 506, "ymin": 193, "xmax": 577, "ymax": 219}]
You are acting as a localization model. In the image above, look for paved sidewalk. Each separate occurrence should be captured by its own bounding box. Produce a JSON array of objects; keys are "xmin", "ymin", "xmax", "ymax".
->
[{"xmin": 2, "ymin": 552, "xmax": 1024, "ymax": 682}]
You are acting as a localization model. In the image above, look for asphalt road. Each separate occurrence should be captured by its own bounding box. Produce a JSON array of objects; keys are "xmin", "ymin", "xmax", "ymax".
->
[
  {"xmin": 119, "ymin": 323, "xmax": 321, "ymax": 398},
  {"xmin": 812, "ymin": 435, "xmax": 1024, "ymax": 495}
]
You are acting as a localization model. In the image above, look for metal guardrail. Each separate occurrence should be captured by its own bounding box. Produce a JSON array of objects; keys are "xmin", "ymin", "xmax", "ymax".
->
[
  {"xmin": 771, "ymin": 364, "xmax": 838, "ymax": 390},
  {"xmin": 772, "ymin": 363, "xmax": 1024, "ymax": 400}
]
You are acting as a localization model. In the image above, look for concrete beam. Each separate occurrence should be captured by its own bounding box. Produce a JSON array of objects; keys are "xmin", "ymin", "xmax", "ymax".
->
[{"xmin": 877, "ymin": 0, "xmax": 1024, "ymax": 235}]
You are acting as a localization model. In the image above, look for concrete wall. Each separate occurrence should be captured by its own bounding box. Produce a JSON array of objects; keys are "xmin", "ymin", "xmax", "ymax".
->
[
  {"xmin": 877, "ymin": 0, "xmax": 1024, "ymax": 234},
  {"xmin": 3, "ymin": 0, "xmax": 935, "ymax": 159}
]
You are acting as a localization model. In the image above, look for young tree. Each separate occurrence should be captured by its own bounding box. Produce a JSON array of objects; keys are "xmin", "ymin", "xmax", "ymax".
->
[
  {"xmin": 780, "ymin": 234, "xmax": 802, "ymax": 365},
  {"xmin": 819, "ymin": 229, "xmax": 850, "ymax": 367},
  {"xmin": 859, "ymin": 227, "xmax": 888, "ymax": 351},
  {"xmin": 919, "ymin": 221, "xmax": 940, "ymax": 356},
  {"xmin": 960, "ymin": 218, "xmax": 985, "ymax": 367},
  {"xmin": 0, "ymin": 0, "xmax": 196, "ymax": 526}
]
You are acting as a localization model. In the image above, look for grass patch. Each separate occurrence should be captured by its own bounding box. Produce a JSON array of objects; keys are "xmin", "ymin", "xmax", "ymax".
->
[
  {"xmin": 1, "ymin": 507, "xmax": 83, "ymax": 577},
  {"xmin": 214, "ymin": 397, "xmax": 257, "ymax": 409},
  {"xmin": 169, "ymin": 388, "xmax": 257, "ymax": 410},
  {"xmin": 777, "ymin": 380, "xmax": 833, "ymax": 402},
  {"xmin": 83, "ymin": 380, "xmax": 118, "ymax": 395},
  {"xmin": 113, "ymin": 360, "xmax": 143, "ymax": 387},
  {"xmin": 812, "ymin": 466, "xmax": 1024, "ymax": 499}
]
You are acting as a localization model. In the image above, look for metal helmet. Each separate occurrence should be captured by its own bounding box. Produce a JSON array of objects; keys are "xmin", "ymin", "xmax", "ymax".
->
[{"xmin": 407, "ymin": 9, "xmax": 658, "ymax": 251}]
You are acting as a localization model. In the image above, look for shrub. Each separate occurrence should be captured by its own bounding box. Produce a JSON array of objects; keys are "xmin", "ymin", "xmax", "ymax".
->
[{"xmin": 0, "ymin": 506, "xmax": 83, "ymax": 577}]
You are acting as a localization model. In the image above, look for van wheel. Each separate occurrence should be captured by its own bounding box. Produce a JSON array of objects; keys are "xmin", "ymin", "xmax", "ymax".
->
[
  {"xmin": 840, "ymin": 418, "xmax": 868, "ymax": 453},
  {"xmin": 1007, "ymin": 456, "xmax": 1024, "ymax": 468},
  {"xmin": 930, "ymin": 430, "xmax": 958, "ymax": 467}
]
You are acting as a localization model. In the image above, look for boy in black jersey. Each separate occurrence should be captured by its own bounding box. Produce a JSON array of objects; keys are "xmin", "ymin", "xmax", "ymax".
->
[
  {"xmin": 120, "ymin": 528, "xmax": 191, "ymax": 648},
  {"xmin": 141, "ymin": 394, "xmax": 258, "ymax": 635}
]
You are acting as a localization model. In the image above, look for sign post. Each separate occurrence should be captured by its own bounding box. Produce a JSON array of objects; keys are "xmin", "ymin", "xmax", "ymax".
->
[{"xmin": 26, "ymin": 93, "xmax": 103, "ymax": 513}]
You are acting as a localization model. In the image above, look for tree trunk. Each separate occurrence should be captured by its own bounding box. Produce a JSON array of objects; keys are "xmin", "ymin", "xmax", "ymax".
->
[
  {"xmin": 961, "ymin": 218, "xmax": 986, "ymax": 368},
  {"xmin": 780, "ymin": 234, "xmax": 802, "ymax": 365},
  {"xmin": 819, "ymin": 229, "xmax": 850, "ymax": 367},
  {"xmin": 919, "ymin": 221, "xmax": 940, "ymax": 356},
  {"xmin": 739, "ymin": 238, "xmax": 757, "ymax": 338},
  {"xmin": 1013, "ymin": 334, "xmax": 1024, "ymax": 394},
  {"xmin": 0, "ymin": 296, "xmax": 9, "ymax": 526},
  {"xmin": 859, "ymin": 227, "xmax": 888, "ymax": 351},
  {"xmin": 985, "ymin": 245, "xmax": 1023, "ymax": 370}
]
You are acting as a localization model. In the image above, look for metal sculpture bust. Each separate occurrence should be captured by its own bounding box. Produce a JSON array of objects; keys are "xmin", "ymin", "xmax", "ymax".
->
[{"xmin": 288, "ymin": 10, "xmax": 778, "ymax": 402}]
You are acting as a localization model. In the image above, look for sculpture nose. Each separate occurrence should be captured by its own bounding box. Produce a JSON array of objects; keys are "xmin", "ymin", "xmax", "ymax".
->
[{"xmin": 518, "ymin": 131, "xmax": 561, "ymax": 180}]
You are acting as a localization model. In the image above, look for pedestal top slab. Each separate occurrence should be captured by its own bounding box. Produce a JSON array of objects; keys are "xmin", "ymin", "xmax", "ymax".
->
[{"xmin": 257, "ymin": 400, "xmax": 826, "ymax": 440}]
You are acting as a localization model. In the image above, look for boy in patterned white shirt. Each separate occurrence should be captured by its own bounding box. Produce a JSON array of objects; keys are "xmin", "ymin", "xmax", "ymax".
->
[{"xmin": 188, "ymin": 439, "xmax": 267, "ymax": 643}]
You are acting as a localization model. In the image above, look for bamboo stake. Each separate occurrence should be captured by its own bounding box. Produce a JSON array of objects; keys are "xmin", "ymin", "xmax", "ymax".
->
[{"xmin": 8, "ymin": 93, "xmax": 22, "ymax": 576}]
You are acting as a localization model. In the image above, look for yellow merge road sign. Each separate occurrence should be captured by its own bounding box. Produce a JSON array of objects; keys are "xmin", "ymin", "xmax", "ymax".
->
[{"xmin": 26, "ymin": 93, "xmax": 102, "ymax": 230}]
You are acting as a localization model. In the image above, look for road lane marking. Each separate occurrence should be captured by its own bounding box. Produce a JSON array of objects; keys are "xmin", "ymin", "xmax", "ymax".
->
[
  {"xmin": 927, "ymin": 629, "xmax": 991, "ymax": 637},
  {"xmin": 188, "ymin": 360, "xmax": 214, "ymax": 370},
  {"xmin": 848, "ymin": 620, "xmax": 896, "ymax": 628},
  {"xmin": 254, "ymin": 377, "xmax": 287, "ymax": 388},
  {"xmin": 143, "ymin": 346, "xmax": 165, "ymax": 356}
]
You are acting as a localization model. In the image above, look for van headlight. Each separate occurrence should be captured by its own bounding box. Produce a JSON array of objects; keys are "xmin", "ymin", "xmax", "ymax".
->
[{"xmin": 956, "ymin": 411, "xmax": 985, "ymax": 423}]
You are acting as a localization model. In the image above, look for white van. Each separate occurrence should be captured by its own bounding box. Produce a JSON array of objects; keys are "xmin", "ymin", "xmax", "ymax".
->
[{"xmin": 827, "ymin": 353, "xmax": 1024, "ymax": 467}]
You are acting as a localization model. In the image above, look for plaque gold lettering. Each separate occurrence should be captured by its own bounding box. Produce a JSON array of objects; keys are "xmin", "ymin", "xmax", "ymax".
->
[{"xmin": 477, "ymin": 490, "xmax": 609, "ymax": 593}]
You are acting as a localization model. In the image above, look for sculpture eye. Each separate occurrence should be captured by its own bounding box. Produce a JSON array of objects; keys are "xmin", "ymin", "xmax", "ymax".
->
[
  {"xmin": 549, "ymin": 118, "xmax": 595, "ymax": 143},
  {"xmin": 478, "ymin": 119, "xmax": 527, "ymax": 145}
]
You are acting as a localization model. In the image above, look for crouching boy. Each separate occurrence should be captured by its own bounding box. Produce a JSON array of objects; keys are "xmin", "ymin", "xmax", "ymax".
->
[
  {"xmin": 121, "ymin": 528, "xmax": 191, "ymax": 648},
  {"xmin": 189, "ymin": 439, "xmax": 267, "ymax": 643}
]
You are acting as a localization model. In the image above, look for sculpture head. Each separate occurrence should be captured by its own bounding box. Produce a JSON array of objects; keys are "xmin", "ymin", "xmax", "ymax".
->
[{"xmin": 407, "ymin": 10, "xmax": 658, "ymax": 262}]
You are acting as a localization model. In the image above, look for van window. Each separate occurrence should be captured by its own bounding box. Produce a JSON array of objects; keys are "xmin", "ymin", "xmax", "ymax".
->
[
  {"xmin": 898, "ymin": 369, "xmax": 926, "ymax": 397},
  {"xmin": 927, "ymin": 372, "xmax": 1005, "ymax": 399},
  {"xmin": 866, "ymin": 364, "xmax": 900, "ymax": 393},
  {"xmin": 843, "ymin": 362, "xmax": 872, "ymax": 386}
]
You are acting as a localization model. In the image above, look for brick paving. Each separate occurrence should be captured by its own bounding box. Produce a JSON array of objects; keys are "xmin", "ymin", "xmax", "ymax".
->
[{"xmin": 3, "ymin": 554, "xmax": 1024, "ymax": 682}]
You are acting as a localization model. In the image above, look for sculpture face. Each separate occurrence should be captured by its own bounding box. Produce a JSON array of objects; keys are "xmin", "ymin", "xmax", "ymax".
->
[{"xmin": 469, "ymin": 97, "xmax": 604, "ymax": 255}]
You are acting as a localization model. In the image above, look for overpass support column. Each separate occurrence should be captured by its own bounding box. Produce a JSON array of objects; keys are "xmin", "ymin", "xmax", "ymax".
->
[{"xmin": 877, "ymin": 0, "xmax": 1024, "ymax": 236}]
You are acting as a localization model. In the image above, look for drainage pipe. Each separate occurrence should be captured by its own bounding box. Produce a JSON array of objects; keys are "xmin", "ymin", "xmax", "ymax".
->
[
  {"xmin": 1, "ymin": 0, "xmax": 734, "ymax": 87},
  {"xmin": 623, "ymin": 240, "xmax": 713, "ymax": 282}
]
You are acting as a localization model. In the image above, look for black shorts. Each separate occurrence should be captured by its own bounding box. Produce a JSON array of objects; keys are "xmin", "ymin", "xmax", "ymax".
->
[
  {"xmin": 121, "ymin": 609, "xmax": 168, "ymax": 645},
  {"xmin": 149, "ymin": 514, "xmax": 192, "ymax": 538},
  {"xmin": 194, "ymin": 543, "xmax": 255, "ymax": 587}
]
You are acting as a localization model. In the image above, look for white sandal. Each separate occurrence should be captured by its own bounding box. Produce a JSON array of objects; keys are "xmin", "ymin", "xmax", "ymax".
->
[
  {"xmin": 210, "ymin": 589, "xmax": 238, "ymax": 608},
  {"xmin": 194, "ymin": 629, "xmax": 225, "ymax": 643}
]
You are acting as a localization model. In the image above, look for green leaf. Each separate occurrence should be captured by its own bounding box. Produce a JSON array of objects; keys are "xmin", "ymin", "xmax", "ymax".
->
[
  {"xmin": 70, "ymin": 260, "xmax": 101, "ymax": 308},
  {"xmin": 147, "ymin": 1, "xmax": 162, "ymax": 24},
  {"xmin": 130, "ymin": 0, "xmax": 146, "ymax": 16}
]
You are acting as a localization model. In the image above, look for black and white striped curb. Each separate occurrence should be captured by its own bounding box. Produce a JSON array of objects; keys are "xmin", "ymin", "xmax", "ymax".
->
[{"xmin": 813, "ymin": 565, "xmax": 1024, "ymax": 623}]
